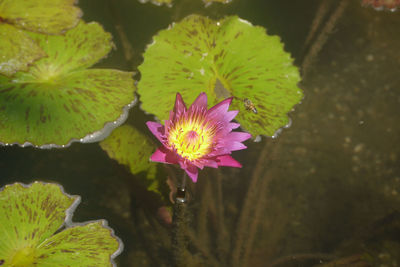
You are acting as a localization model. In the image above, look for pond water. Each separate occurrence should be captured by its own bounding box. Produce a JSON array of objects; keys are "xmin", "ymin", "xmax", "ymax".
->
[{"xmin": 1, "ymin": 0, "xmax": 400, "ymax": 266}]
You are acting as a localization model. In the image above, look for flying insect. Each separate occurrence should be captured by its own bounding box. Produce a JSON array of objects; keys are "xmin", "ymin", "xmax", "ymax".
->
[{"xmin": 243, "ymin": 98, "xmax": 257, "ymax": 114}]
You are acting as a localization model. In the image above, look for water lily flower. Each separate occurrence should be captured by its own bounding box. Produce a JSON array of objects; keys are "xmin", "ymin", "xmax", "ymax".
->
[{"xmin": 146, "ymin": 92, "xmax": 251, "ymax": 182}]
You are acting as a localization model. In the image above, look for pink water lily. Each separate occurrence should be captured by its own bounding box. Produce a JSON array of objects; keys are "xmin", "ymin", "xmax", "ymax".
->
[{"xmin": 146, "ymin": 92, "xmax": 251, "ymax": 183}]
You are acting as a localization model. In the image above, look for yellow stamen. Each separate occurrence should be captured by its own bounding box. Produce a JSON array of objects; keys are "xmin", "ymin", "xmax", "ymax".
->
[{"xmin": 168, "ymin": 116, "xmax": 214, "ymax": 161}]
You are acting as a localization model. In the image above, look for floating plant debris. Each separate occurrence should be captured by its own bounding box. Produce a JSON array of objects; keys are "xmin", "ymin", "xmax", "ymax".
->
[
  {"xmin": 138, "ymin": 0, "xmax": 173, "ymax": 7},
  {"xmin": 203, "ymin": 0, "xmax": 232, "ymax": 6},
  {"xmin": 138, "ymin": 15, "xmax": 302, "ymax": 138},
  {"xmin": 0, "ymin": 182, "xmax": 122, "ymax": 266},
  {"xmin": 0, "ymin": 21, "xmax": 136, "ymax": 147},
  {"xmin": 137, "ymin": 0, "xmax": 231, "ymax": 7},
  {"xmin": 362, "ymin": 0, "xmax": 400, "ymax": 11},
  {"xmin": 0, "ymin": 0, "xmax": 82, "ymax": 76},
  {"xmin": 146, "ymin": 92, "xmax": 251, "ymax": 182}
]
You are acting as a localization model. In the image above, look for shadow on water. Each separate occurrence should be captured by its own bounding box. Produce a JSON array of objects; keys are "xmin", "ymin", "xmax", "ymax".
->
[{"xmin": 1, "ymin": 0, "xmax": 400, "ymax": 266}]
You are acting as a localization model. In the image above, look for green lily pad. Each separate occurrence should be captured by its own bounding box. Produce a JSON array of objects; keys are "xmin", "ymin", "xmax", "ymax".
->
[
  {"xmin": 100, "ymin": 124, "xmax": 160, "ymax": 195},
  {"xmin": 0, "ymin": 21, "xmax": 136, "ymax": 147},
  {"xmin": 0, "ymin": 0, "xmax": 81, "ymax": 76},
  {"xmin": 0, "ymin": 24, "xmax": 46, "ymax": 77},
  {"xmin": 138, "ymin": 15, "xmax": 302, "ymax": 137},
  {"xmin": 0, "ymin": 0, "xmax": 82, "ymax": 34},
  {"xmin": 0, "ymin": 182, "xmax": 121, "ymax": 266}
]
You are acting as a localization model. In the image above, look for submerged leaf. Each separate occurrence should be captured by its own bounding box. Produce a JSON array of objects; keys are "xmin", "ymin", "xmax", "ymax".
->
[
  {"xmin": 0, "ymin": 182, "xmax": 121, "ymax": 266},
  {"xmin": 0, "ymin": 22, "xmax": 136, "ymax": 147},
  {"xmin": 0, "ymin": 24, "xmax": 45, "ymax": 76},
  {"xmin": 100, "ymin": 125, "xmax": 160, "ymax": 194},
  {"xmin": 138, "ymin": 15, "xmax": 302, "ymax": 137},
  {"xmin": 0, "ymin": 0, "xmax": 82, "ymax": 34}
]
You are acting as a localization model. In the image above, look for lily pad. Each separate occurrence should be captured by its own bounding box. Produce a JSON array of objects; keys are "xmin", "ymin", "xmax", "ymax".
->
[
  {"xmin": 0, "ymin": 21, "xmax": 136, "ymax": 147},
  {"xmin": 0, "ymin": 24, "xmax": 46, "ymax": 77},
  {"xmin": 100, "ymin": 124, "xmax": 161, "ymax": 195},
  {"xmin": 0, "ymin": 0, "xmax": 82, "ymax": 34},
  {"xmin": 0, "ymin": 0, "xmax": 82, "ymax": 76},
  {"xmin": 0, "ymin": 182, "xmax": 121, "ymax": 266},
  {"xmin": 138, "ymin": 15, "xmax": 302, "ymax": 137}
]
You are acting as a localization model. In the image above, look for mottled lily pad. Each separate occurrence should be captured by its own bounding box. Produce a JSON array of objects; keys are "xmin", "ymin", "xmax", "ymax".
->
[
  {"xmin": 0, "ymin": 0, "xmax": 82, "ymax": 76},
  {"xmin": 100, "ymin": 124, "xmax": 161, "ymax": 195},
  {"xmin": 0, "ymin": 182, "xmax": 121, "ymax": 266},
  {"xmin": 0, "ymin": 24, "xmax": 46, "ymax": 77},
  {"xmin": 0, "ymin": 21, "xmax": 136, "ymax": 147},
  {"xmin": 138, "ymin": 15, "xmax": 302, "ymax": 137},
  {"xmin": 0, "ymin": 0, "xmax": 82, "ymax": 34}
]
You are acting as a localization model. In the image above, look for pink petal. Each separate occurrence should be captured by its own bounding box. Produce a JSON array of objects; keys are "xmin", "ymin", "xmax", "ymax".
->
[
  {"xmin": 150, "ymin": 147, "xmax": 179, "ymax": 164},
  {"xmin": 150, "ymin": 148, "xmax": 168, "ymax": 163},
  {"xmin": 227, "ymin": 132, "xmax": 252, "ymax": 142},
  {"xmin": 207, "ymin": 97, "xmax": 233, "ymax": 120},
  {"xmin": 229, "ymin": 122, "xmax": 240, "ymax": 130},
  {"xmin": 167, "ymin": 110, "xmax": 175, "ymax": 125},
  {"xmin": 165, "ymin": 118, "xmax": 172, "ymax": 133},
  {"xmin": 185, "ymin": 164, "xmax": 199, "ymax": 183},
  {"xmin": 173, "ymin": 93, "xmax": 187, "ymax": 119},
  {"xmin": 192, "ymin": 158, "xmax": 218, "ymax": 169},
  {"xmin": 224, "ymin": 110, "xmax": 239, "ymax": 122},
  {"xmin": 191, "ymin": 160, "xmax": 205, "ymax": 170},
  {"xmin": 200, "ymin": 159, "xmax": 219, "ymax": 168},
  {"xmin": 178, "ymin": 158, "xmax": 188, "ymax": 169},
  {"xmin": 216, "ymin": 155, "xmax": 242, "ymax": 167},
  {"xmin": 229, "ymin": 142, "xmax": 247, "ymax": 151},
  {"xmin": 189, "ymin": 92, "xmax": 207, "ymax": 110},
  {"xmin": 146, "ymin": 121, "xmax": 165, "ymax": 143},
  {"xmin": 211, "ymin": 132, "xmax": 251, "ymax": 153}
]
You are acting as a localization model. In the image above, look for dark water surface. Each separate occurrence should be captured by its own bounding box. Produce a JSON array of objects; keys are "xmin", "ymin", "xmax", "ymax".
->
[{"xmin": 1, "ymin": 0, "xmax": 400, "ymax": 266}]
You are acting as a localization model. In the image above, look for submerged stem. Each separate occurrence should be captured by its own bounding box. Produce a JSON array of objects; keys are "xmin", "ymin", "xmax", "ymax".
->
[
  {"xmin": 171, "ymin": 172, "xmax": 190, "ymax": 266},
  {"xmin": 172, "ymin": 200, "xmax": 188, "ymax": 267},
  {"xmin": 301, "ymin": 0, "xmax": 348, "ymax": 78},
  {"xmin": 215, "ymin": 170, "xmax": 229, "ymax": 264},
  {"xmin": 108, "ymin": 0, "xmax": 135, "ymax": 66},
  {"xmin": 231, "ymin": 141, "xmax": 272, "ymax": 267},
  {"xmin": 181, "ymin": 172, "xmax": 187, "ymax": 189}
]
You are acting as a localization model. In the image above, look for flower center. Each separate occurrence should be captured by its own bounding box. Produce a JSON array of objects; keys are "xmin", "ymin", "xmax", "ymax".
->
[
  {"xmin": 184, "ymin": 130, "xmax": 199, "ymax": 146},
  {"xmin": 168, "ymin": 119, "xmax": 214, "ymax": 161}
]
